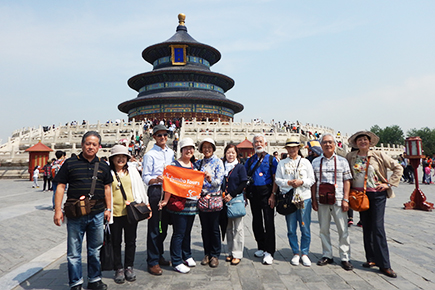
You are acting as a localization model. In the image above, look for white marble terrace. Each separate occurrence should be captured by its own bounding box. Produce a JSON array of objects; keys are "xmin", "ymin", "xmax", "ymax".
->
[{"xmin": 0, "ymin": 118, "xmax": 404, "ymax": 166}]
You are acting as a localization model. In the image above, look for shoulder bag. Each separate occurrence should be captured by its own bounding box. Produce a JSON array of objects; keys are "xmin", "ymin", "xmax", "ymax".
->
[
  {"xmin": 318, "ymin": 157, "xmax": 336, "ymax": 205},
  {"xmin": 115, "ymin": 172, "xmax": 151, "ymax": 223},
  {"xmin": 349, "ymin": 157, "xmax": 370, "ymax": 211},
  {"xmin": 276, "ymin": 158, "xmax": 301, "ymax": 215},
  {"xmin": 224, "ymin": 168, "xmax": 246, "ymax": 218}
]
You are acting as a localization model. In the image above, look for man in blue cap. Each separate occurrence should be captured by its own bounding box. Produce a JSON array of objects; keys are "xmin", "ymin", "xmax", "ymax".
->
[{"xmin": 306, "ymin": 140, "xmax": 323, "ymax": 163}]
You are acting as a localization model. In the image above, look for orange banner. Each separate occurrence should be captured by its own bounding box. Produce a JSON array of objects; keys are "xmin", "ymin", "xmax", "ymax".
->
[{"xmin": 163, "ymin": 165, "xmax": 204, "ymax": 198}]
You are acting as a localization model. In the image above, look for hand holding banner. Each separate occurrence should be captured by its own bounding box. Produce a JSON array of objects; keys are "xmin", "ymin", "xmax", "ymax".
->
[{"xmin": 163, "ymin": 165, "xmax": 204, "ymax": 198}]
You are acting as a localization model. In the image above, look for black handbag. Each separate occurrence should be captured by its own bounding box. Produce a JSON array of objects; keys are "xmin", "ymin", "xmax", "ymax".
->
[
  {"xmin": 276, "ymin": 188, "xmax": 297, "ymax": 215},
  {"xmin": 100, "ymin": 222, "xmax": 114, "ymax": 271},
  {"xmin": 115, "ymin": 172, "xmax": 151, "ymax": 224},
  {"xmin": 126, "ymin": 201, "xmax": 151, "ymax": 223}
]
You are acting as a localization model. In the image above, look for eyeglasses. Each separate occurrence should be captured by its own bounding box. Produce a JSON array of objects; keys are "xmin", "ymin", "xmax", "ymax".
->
[
  {"xmin": 155, "ymin": 133, "xmax": 168, "ymax": 137},
  {"xmin": 321, "ymin": 141, "xmax": 334, "ymax": 145}
]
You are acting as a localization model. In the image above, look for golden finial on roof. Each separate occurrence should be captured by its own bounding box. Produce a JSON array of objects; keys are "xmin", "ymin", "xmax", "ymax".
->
[{"xmin": 178, "ymin": 13, "xmax": 186, "ymax": 26}]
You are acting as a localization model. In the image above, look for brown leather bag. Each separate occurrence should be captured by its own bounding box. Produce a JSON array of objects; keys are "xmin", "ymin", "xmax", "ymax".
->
[
  {"xmin": 319, "ymin": 183, "xmax": 336, "ymax": 205},
  {"xmin": 318, "ymin": 157, "xmax": 336, "ymax": 205},
  {"xmin": 349, "ymin": 189, "xmax": 369, "ymax": 211},
  {"xmin": 349, "ymin": 157, "xmax": 370, "ymax": 211}
]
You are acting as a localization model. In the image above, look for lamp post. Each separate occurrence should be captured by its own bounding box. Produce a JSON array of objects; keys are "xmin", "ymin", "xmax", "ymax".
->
[{"xmin": 403, "ymin": 137, "xmax": 434, "ymax": 211}]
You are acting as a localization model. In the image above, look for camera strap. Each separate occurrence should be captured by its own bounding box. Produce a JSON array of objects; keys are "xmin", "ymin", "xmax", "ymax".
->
[
  {"xmin": 247, "ymin": 154, "xmax": 265, "ymax": 178},
  {"xmin": 320, "ymin": 156, "xmax": 336, "ymax": 186},
  {"xmin": 89, "ymin": 162, "xmax": 100, "ymax": 200}
]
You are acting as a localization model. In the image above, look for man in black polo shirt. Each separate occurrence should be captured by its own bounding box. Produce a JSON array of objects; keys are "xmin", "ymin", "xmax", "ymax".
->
[{"xmin": 53, "ymin": 131, "xmax": 113, "ymax": 290}]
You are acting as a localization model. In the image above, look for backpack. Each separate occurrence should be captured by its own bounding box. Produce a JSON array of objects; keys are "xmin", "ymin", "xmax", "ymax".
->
[{"xmin": 51, "ymin": 159, "xmax": 65, "ymax": 178}]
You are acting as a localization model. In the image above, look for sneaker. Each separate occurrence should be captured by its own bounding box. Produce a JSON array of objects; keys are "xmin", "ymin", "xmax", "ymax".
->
[
  {"xmin": 174, "ymin": 263, "xmax": 190, "ymax": 274},
  {"xmin": 291, "ymin": 254, "xmax": 300, "ymax": 266},
  {"xmin": 356, "ymin": 221, "xmax": 363, "ymax": 228},
  {"xmin": 184, "ymin": 257, "xmax": 196, "ymax": 267},
  {"xmin": 124, "ymin": 266, "xmax": 136, "ymax": 282},
  {"xmin": 301, "ymin": 255, "xmax": 311, "ymax": 267},
  {"xmin": 348, "ymin": 219, "xmax": 354, "ymax": 227},
  {"xmin": 114, "ymin": 269, "xmax": 125, "ymax": 284},
  {"xmin": 254, "ymin": 250, "xmax": 265, "ymax": 258},
  {"xmin": 263, "ymin": 252, "xmax": 273, "ymax": 265}
]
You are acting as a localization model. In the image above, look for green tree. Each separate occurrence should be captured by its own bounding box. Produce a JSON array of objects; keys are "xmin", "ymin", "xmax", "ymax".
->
[
  {"xmin": 369, "ymin": 125, "xmax": 404, "ymax": 146},
  {"xmin": 407, "ymin": 127, "xmax": 435, "ymax": 156}
]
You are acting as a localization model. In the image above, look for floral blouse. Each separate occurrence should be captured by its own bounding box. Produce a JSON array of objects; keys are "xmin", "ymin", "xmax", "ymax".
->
[
  {"xmin": 352, "ymin": 155, "xmax": 378, "ymax": 191},
  {"xmin": 195, "ymin": 155, "xmax": 224, "ymax": 196}
]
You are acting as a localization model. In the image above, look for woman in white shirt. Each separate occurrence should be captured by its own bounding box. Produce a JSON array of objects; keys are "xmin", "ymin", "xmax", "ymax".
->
[{"xmin": 275, "ymin": 137, "xmax": 315, "ymax": 267}]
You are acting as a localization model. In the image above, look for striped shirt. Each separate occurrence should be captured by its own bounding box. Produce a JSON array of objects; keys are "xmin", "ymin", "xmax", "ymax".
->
[{"xmin": 53, "ymin": 153, "xmax": 113, "ymax": 212}]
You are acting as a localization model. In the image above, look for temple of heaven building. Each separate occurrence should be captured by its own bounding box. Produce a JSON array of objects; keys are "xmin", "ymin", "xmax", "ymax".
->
[{"xmin": 118, "ymin": 13, "xmax": 244, "ymax": 121}]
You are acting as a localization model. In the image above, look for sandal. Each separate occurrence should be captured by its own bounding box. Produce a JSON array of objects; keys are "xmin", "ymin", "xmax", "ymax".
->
[{"xmin": 231, "ymin": 258, "xmax": 241, "ymax": 265}]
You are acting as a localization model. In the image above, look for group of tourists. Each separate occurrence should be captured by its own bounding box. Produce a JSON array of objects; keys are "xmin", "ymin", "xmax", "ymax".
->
[{"xmin": 52, "ymin": 127, "xmax": 403, "ymax": 290}]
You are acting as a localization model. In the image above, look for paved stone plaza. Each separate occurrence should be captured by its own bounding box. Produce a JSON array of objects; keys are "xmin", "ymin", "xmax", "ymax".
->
[{"xmin": 0, "ymin": 178, "xmax": 434, "ymax": 290}]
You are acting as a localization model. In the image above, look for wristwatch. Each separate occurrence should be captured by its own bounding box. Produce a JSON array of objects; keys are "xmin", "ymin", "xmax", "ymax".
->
[
  {"xmin": 343, "ymin": 198, "xmax": 349, "ymax": 203},
  {"xmin": 105, "ymin": 208, "xmax": 112, "ymax": 212}
]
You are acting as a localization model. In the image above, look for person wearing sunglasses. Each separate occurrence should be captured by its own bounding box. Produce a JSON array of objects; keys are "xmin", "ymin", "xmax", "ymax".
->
[{"xmin": 142, "ymin": 124, "xmax": 175, "ymax": 275}]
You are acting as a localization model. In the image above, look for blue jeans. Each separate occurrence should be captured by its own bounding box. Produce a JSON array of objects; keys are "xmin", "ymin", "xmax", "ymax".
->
[
  {"xmin": 67, "ymin": 211, "xmax": 104, "ymax": 287},
  {"xmin": 170, "ymin": 213, "xmax": 195, "ymax": 266},
  {"xmin": 285, "ymin": 198, "xmax": 311, "ymax": 255}
]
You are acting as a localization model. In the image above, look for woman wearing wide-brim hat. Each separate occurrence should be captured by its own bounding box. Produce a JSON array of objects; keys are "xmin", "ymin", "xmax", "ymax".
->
[
  {"xmin": 275, "ymin": 137, "xmax": 315, "ymax": 267},
  {"xmin": 108, "ymin": 145, "xmax": 151, "ymax": 284},
  {"xmin": 195, "ymin": 138, "xmax": 225, "ymax": 268},
  {"xmin": 345, "ymin": 131, "xmax": 403, "ymax": 278}
]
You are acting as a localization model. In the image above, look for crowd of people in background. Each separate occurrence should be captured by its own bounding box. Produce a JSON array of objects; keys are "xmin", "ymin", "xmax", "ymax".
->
[{"xmin": 32, "ymin": 118, "xmax": 435, "ymax": 290}]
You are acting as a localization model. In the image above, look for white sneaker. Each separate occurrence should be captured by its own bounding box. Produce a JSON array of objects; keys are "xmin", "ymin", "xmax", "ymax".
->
[
  {"xmin": 301, "ymin": 255, "xmax": 311, "ymax": 267},
  {"xmin": 184, "ymin": 258, "xmax": 196, "ymax": 267},
  {"xmin": 291, "ymin": 254, "xmax": 300, "ymax": 266},
  {"xmin": 254, "ymin": 250, "xmax": 265, "ymax": 258},
  {"xmin": 174, "ymin": 263, "xmax": 190, "ymax": 274},
  {"xmin": 263, "ymin": 252, "xmax": 273, "ymax": 265}
]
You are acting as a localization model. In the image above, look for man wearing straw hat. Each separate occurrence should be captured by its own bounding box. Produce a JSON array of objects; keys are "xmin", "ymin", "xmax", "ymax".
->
[{"xmin": 142, "ymin": 124, "xmax": 175, "ymax": 275}]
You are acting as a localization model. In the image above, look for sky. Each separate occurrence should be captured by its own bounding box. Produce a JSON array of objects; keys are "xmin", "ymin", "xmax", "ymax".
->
[{"xmin": 1, "ymin": 0, "xmax": 435, "ymax": 144}]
